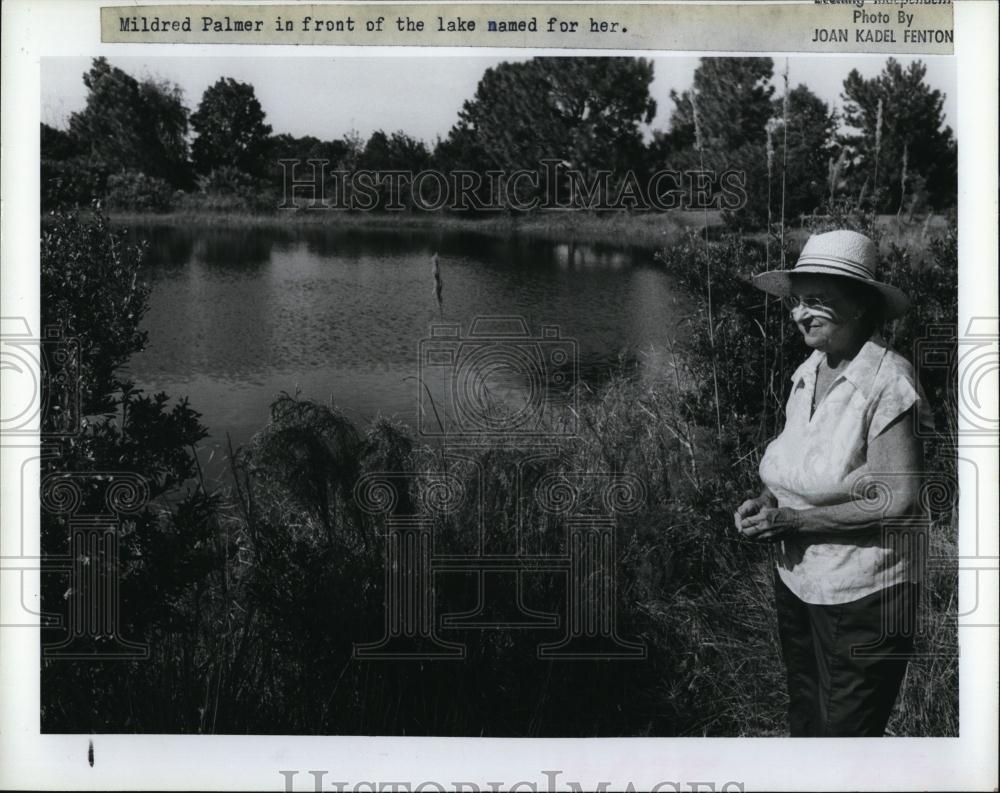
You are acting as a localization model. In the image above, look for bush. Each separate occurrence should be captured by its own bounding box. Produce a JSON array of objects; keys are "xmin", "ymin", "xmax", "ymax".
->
[
  {"xmin": 105, "ymin": 169, "xmax": 176, "ymax": 212},
  {"xmin": 40, "ymin": 209, "xmax": 215, "ymax": 732},
  {"xmin": 179, "ymin": 166, "xmax": 279, "ymax": 213},
  {"xmin": 41, "ymin": 155, "xmax": 110, "ymax": 211}
]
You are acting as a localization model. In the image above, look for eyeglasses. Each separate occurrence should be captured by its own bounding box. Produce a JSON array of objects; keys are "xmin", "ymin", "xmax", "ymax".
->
[{"xmin": 781, "ymin": 295, "xmax": 845, "ymax": 313}]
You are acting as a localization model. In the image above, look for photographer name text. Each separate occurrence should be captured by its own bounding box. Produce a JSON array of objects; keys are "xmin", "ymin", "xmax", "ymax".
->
[{"xmin": 812, "ymin": 2, "xmax": 953, "ymax": 45}]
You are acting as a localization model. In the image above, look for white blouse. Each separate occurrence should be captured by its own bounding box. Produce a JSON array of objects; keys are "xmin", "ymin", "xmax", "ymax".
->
[{"xmin": 758, "ymin": 335, "xmax": 935, "ymax": 604}]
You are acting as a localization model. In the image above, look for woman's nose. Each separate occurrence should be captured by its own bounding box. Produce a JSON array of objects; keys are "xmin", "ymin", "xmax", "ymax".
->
[
  {"xmin": 790, "ymin": 303, "xmax": 810, "ymax": 322},
  {"xmin": 794, "ymin": 303, "xmax": 836, "ymax": 322}
]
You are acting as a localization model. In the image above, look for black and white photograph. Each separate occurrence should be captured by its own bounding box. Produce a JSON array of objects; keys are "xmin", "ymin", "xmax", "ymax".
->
[{"xmin": 1, "ymin": 1, "xmax": 997, "ymax": 790}]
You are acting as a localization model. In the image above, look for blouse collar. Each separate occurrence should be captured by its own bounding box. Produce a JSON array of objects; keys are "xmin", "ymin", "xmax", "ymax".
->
[{"xmin": 790, "ymin": 334, "xmax": 889, "ymax": 399}]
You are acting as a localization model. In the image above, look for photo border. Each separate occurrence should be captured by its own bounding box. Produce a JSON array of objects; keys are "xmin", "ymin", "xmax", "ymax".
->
[{"xmin": 2, "ymin": 1, "xmax": 996, "ymax": 790}]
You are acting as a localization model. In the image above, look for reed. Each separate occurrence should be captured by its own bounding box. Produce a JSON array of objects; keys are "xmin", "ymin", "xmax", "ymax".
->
[
  {"xmin": 872, "ymin": 98, "xmax": 884, "ymax": 216},
  {"xmin": 897, "ymin": 142, "xmax": 909, "ymax": 219},
  {"xmin": 690, "ymin": 90, "xmax": 724, "ymax": 443}
]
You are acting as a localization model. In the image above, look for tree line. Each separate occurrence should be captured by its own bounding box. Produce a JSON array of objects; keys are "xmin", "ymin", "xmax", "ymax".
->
[{"xmin": 41, "ymin": 56, "xmax": 956, "ymax": 227}]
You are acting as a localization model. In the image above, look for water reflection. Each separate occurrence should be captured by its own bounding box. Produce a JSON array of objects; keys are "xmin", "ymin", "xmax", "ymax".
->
[
  {"xmin": 123, "ymin": 223, "xmax": 688, "ymax": 466},
  {"xmin": 196, "ymin": 226, "xmax": 291, "ymax": 268}
]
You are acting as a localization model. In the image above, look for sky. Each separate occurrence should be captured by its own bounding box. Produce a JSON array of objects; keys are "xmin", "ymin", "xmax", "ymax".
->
[{"xmin": 40, "ymin": 55, "xmax": 958, "ymax": 145}]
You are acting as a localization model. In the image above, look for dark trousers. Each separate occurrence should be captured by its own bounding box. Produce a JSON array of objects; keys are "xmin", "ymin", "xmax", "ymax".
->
[{"xmin": 774, "ymin": 570, "xmax": 917, "ymax": 737}]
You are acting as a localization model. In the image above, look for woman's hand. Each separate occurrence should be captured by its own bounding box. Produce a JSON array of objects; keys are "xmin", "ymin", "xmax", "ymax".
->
[
  {"xmin": 739, "ymin": 507, "xmax": 802, "ymax": 542},
  {"xmin": 733, "ymin": 492, "xmax": 776, "ymax": 532}
]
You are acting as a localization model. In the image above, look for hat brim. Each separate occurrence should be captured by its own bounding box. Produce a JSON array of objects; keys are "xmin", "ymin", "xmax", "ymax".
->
[{"xmin": 751, "ymin": 266, "xmax": 910, "ymax": 319}]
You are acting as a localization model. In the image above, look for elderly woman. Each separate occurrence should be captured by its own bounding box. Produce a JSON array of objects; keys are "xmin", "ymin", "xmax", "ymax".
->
[{"xmin": 735, "ymin": 229, "xmax": 933, "ymax": 737}]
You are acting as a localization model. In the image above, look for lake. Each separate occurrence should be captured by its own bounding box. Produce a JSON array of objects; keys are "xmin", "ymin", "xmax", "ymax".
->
[{"xmin": 122, "ymin": 223, "xmax": 689, "ymax": 468}]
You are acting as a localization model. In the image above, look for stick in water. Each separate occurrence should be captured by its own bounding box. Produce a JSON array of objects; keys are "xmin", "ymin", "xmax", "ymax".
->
[{"xmin": 431, "ymin": 252, "xmax": 443, "ymax": 318}]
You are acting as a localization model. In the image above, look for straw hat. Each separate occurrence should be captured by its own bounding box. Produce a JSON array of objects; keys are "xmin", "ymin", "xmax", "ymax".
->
[{"xmin": 752, "ymin": 229, "xmax": 910, "ymax": 318}]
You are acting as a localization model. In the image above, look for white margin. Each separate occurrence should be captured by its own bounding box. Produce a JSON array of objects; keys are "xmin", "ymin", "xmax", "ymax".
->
[{"xmin": 1, "ymin": 1, "xmax": 997, "ymax": 790}]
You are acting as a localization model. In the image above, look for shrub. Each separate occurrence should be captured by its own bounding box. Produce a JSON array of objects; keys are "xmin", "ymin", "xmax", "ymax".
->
[
  {"xmin": 41, "ymin": 155, "xmax": 110, "ymax": 211},
  {"xmin": 182, "ymin": 166, "xmax": 279, "ymax": 213},
  {"xmin": 40, "ymin": 209, "xmax": 214, "ymax": 732},
  {"xmin": 105, "ymin": 169, "xmax": 176, "ymax": 212}
]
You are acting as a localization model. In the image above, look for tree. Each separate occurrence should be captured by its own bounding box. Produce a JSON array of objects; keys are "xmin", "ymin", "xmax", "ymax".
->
[
  {"xmin": 265, "ymin": 133, "xmax": 351, "ymax": 204},
  {"xmin": 358, "ymin": 130, "xmax": 431, "ymax": 173},
  {"xmin": 441, "ymin": 57, "xmax": 656, "ymax": 205},
  {"xmin": 41, "ymin": 123, "xmax": 80, "ymax": 160},
  {"xmin": 654, "ymin": 59, "xmax": 835, "ymax": 230},
  {"xmin": 665, "ymin": 58, "xmax": 775, "ymax": 155},
  {"xmin": 67, "ymin": 57, "xmax": 191, "ymax": 187},
  {"xmin": 190, "ymin": 78, "xmax": 273, "ymax": 177},
  {"xmin": 755, "ymin": 84, "xmax": 837, "ymax": 228},
  {"xmin": 840, "ymin": 58, "xmax": 956, "ymax": 212},
  {"xmin": 346, "ymin": 130, "xmax": 431, "ymax": 210}
]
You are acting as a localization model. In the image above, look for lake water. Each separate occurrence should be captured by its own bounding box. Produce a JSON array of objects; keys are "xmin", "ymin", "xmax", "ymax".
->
[{"xmin": 123, "ymin": 224, "xmax": 688, "ymax": 466}]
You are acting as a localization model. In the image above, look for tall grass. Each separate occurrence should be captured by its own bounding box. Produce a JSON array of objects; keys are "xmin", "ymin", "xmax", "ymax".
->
[{"xmin": 690, "ymin": 90, "xmax": 724, "ymax": 442}]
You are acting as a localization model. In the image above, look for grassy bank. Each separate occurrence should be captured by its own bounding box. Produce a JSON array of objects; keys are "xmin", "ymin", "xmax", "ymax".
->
[
  {"xmin": 107, "ymin": 207, "xmax": 722, "ymax": 249},
  {"xmin": 108, "ymin": 205, "xmax": 953, "ymax": 257}
]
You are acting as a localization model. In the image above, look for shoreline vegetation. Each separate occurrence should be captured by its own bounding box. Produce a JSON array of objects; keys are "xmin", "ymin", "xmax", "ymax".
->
[
  {"xmin": 108, "ymin": 207, "xmax": 719, "ymax": 250},
  {"xmin": 105, "ymin": 207, "xmax": 955, "ymax": 253}
]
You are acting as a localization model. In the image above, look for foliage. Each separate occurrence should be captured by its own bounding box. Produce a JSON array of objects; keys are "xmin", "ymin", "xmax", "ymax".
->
[
  {"xmin": 105, "ymin": 170, "xmax": 177, "ymax": 212},
  {"xmin": 41, "ymin": 208, "xmax": 150, "ymax": 414},
  {"xmin": 839, "ymin": 58, "xmax": 957, "ymax": 212},
  {"xmin": 265, "ymin": 132, "xmax": 351, "ymax": 201},
  {"xmin": 190, "ymin": 78, "xmax": 273, "ymax": 178},
  {"xmin": 718, "ymin": 84, "xmax": 837, "ymax": 230},
  {"xmin": 767, "ymin": 85, "xmax": 839, "ymax": 225},
  {"xmin": 41, "ymin": 155, "xmax": 110, "ymax": 212},
  {"xmin": 666, "ymin": 58, "xmax": 775, "ymax": 153},
  {"xmin": 41, "ymin": 56, "xmax": 956, "ymax": 226},
  {"xmin": 67, "ymin": 57, "xmax": 192, "ymax": 188},
  {"xmin": 171, "ymin": 166, "xmax": 280, "ymax": 213},
  {"xmin": 441, "ymin": 57, "xmax": 656, "ymax": 205},
  {"xmin": 659, "ymin": 60, "xmax": 836, "ymax": 231},
  {"xmin": 41, "ymin": 123, "xmax": 80, "ymax": 160},
  {"xmin": 353, "ymin": 129, "xmax": 433, "ymax": 209},
  {"xmin": 40, "ymin": 209, "xmax": 213, "ymax": 732}
]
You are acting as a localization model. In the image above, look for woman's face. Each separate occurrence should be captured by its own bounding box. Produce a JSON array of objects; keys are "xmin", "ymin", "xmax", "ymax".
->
[{"xmin": 787, "ymin": 275, "xmax": 867, "ymax": 353}]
